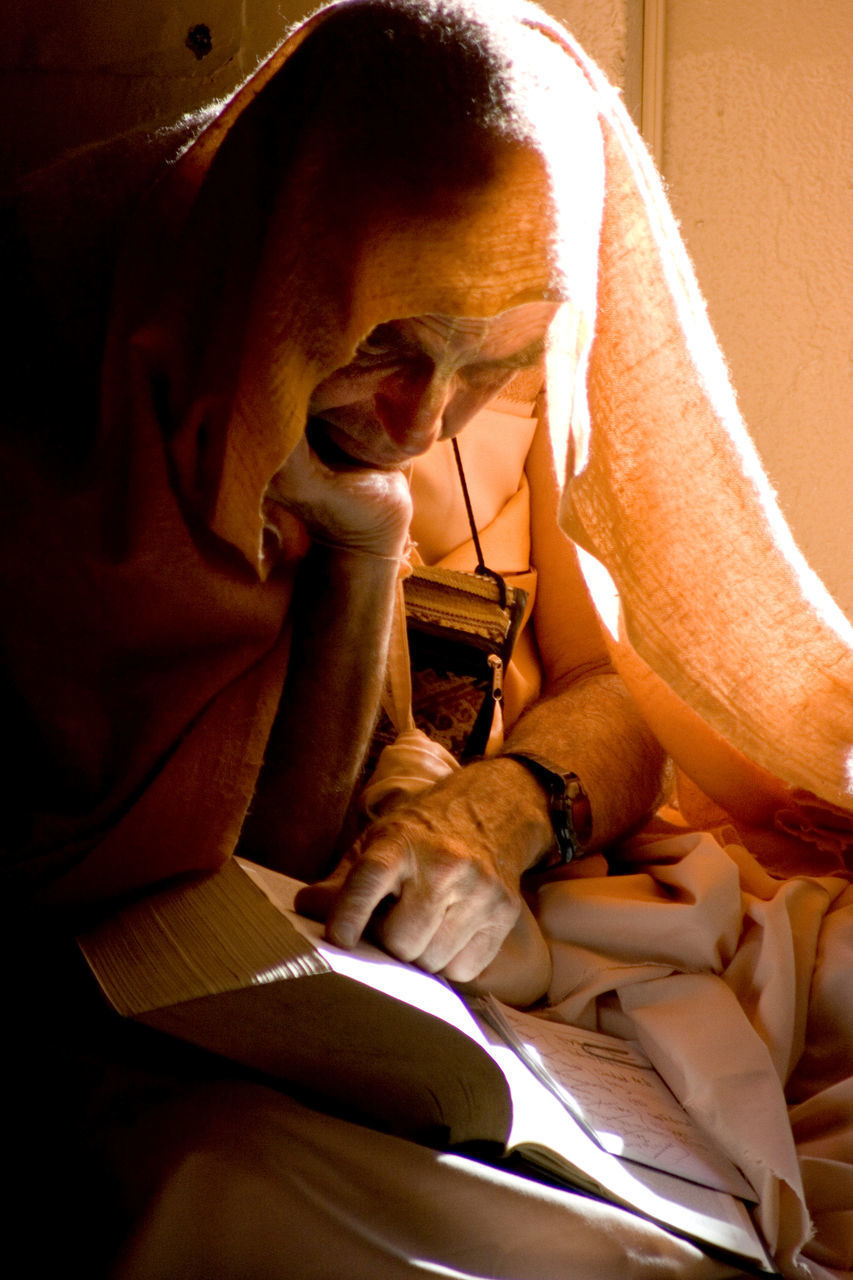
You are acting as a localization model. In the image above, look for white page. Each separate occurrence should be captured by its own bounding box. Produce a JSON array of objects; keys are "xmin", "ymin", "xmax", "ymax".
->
[
  {"xmin": 491, "ymin": 1001, "xmax": 755, "ymax": 1199},
  {"xmin": 476, "ymin": 1019, "xmax": 773, "ymax": 1271}
]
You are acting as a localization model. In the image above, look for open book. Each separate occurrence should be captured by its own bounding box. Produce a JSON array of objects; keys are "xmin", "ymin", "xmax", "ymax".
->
[{"xmin": 78, "ymin": 858, "xmax": 777, "ymax": 1275}]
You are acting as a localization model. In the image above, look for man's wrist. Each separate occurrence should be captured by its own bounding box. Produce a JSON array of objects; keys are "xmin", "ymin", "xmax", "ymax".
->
[{"xmin": 500, "ymin": 751, "xmax": 591, "ymax": 868}]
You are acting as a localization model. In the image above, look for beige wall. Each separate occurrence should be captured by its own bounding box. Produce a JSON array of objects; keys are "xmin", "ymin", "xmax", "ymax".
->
[
  {"xmin": 662, "ymin": 0, "xmax": 853, "ymax": 618},
  {"xmin": 0, "ymin": 1, "xmax": 300, "ymax": 181}
]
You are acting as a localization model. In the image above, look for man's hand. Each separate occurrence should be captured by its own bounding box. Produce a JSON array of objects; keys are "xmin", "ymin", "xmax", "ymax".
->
[
  {"xmin": 265, "ymin": 434, "xmax": 412, "ymax": 559},
  {"xmin": 295, "ymin": 758, "xmax": 551, "ymax": 982}
]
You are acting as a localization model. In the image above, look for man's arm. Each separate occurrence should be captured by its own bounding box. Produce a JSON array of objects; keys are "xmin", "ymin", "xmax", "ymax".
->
[
  {"xmin": 294, "ymin": 413, "xmax": 668, "ymax": 986},
  {"xmin": 239, "ymin": 436, "xmax": 411, "ymax": 881}
]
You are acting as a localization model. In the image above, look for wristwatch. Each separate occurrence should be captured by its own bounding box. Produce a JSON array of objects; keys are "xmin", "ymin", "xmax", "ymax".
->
[{"xmin": 501, "ymin": 750, "xmax": 591, "ymax": 867}]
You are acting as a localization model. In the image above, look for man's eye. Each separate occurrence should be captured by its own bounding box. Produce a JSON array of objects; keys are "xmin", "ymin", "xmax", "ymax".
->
[
  {"xmin": 461, "ymin": 363, "xmax": 514, "ymax": 389},
  {"xmin": 355, "ymin": 325, "xmax": 399, "ymax": 359}
]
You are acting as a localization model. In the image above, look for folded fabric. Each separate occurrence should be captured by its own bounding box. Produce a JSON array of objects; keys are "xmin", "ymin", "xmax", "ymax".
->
[{"xmin": 537, "ymin": 828, "xmax": 851, "ymax": 1276}]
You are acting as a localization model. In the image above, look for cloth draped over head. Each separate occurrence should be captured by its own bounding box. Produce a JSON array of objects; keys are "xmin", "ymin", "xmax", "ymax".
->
[
  {"xmin": 0, "ymin": 0, "xmax": 596, "ymax": 905},
  {"xmin": 2, "ymin": 0, "xmax": 851, "ymax": 907},
  {"xmin": 529, "ymin": 8, "xmax": 853, "ymax": 860},
  {"xmin": 107, "ymin": 0, "xmax": 603, "ymax": 578}
]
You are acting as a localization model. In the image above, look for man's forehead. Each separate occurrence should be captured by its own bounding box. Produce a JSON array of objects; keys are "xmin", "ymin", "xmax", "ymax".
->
[{"xmin": 373, "ymin": 302, "xmax": 559, "ymax": 355}]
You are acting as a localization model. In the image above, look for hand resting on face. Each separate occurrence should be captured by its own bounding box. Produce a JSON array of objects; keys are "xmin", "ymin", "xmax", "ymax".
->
[{"xmin": 264, "ymin": 433, "xmax": 413, "ymax": 562}]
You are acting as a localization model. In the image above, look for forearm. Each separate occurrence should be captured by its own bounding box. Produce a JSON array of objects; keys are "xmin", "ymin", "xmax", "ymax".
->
[
  {"xmin": 504, "ymin": 669, "xmax": 668, "ymax": 850},
  {"xmin": 244, "ymin": 431, "xmax": 412, "ymax": 878},
  {"xmin": 243, "ymin": 543, "xmax": 401, "ymax": 880},
  {"xmin": 450, "ymin": 670, "xmax": 668, "ymax": 876}
]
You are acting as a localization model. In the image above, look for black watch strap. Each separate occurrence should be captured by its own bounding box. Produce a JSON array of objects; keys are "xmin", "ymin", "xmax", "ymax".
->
[{"xmin": 501, "ymin": 751, "xmax": 590, "ymax": 867}]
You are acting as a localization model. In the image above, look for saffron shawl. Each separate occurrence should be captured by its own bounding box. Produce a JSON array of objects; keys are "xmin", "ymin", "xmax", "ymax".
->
[{"xmin": 534, "ymin": 13, "xmax": 853, "ymax": 864}]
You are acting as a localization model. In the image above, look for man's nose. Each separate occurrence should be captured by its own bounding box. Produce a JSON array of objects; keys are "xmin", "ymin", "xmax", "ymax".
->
[{"xmin": 374, "ymin": 369, "xmax": 454, "ymax": 455}]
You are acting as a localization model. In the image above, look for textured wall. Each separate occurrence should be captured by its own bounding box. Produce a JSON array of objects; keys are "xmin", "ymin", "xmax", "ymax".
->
[
  {"xmin": 664, "ymin": 0, "xmax": 853, "ymax": 617},
  {"xmin": 542, "ymin": 0, "xmax": 632, "ymax": 91},
  {"xmin": 0, "ymin": 0, "xmax": 299, "ymax": 181}
]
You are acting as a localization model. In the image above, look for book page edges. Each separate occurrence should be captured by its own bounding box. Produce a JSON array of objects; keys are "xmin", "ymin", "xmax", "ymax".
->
[{"xmin": 79, "ymin": 860, "xmax": 330, "ymax": 1016}]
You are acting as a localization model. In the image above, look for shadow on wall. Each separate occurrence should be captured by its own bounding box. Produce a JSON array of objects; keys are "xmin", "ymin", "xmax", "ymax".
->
[{"xmin": 0, "ymin": 0, "xmax": 307, "ymax": 184}]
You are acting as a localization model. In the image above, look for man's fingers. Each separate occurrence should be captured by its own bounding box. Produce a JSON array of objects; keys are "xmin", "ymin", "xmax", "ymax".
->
[
  {"xmin": 315, "ymin": 817, "xmax": 522, "ymax": 973},
  {"xmin": 376, "ymin": 882, "xmax": 520, "ymax": 977},
  {"xmin": 372, "ymin": 885, "xmax": 459, "ymax": 965},
  {"xmin": 293, "ymin": 876, "xmax": 344, "ymax": 922},
  {"xmin": 412, "ymin": 898, "xmax": 518, "ymax": 979},
  {"xmin": 325, "ymin": 849, "xmax": 406, "ymax": 948},
  {"xmin": 439, "ymin": 927, "xmax": 509, "ymax": 984}
]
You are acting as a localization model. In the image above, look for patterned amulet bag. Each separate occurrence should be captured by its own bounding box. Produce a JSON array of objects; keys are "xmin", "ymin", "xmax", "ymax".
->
[{"xmin": 405, "ymin": 563, "xmax": 527, "ymax": 759}]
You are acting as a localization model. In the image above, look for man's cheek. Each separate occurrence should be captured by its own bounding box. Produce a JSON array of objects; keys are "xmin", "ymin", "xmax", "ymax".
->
[{"xmin": 308, "ymin": 370, "xmax": 381, "ymax": 414}]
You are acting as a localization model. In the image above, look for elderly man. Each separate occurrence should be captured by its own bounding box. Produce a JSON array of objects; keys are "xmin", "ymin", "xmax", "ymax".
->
[
  {"xmin": 0, "ymin": 2, "xmax": 685, "ymax": 1272},
  {"xmin": 3, "ymin": 0, "xmax": 852, "ymax": 1276},
  {"xmin": 2, "ymin": 0, "xmax": 662, "ymax": 949}
]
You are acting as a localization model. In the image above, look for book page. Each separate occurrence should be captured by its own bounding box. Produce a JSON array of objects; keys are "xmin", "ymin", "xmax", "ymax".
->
[
  {"xmin": 487, "ymin": 1000, "xmax": 755, "ymax": 1200},
  {"xmin": 80, "ymin": 859, "xmax": 330, "ymax": 1015},
  {"xmin": 472, "ymin": 1014, "xmax": 774, "ymax": 1273},
  {"xmin": 240, "ymin": 860, "xmax": 496, "ymax": 1050},
  {"xmin": 239, "ymin": 863, "xmax": 772, "ymax": 1270}
]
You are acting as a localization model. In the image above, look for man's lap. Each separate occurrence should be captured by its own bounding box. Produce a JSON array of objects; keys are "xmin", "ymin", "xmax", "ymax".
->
[{"xmin": 1, "ymin": 921, "xmax": 740, "ymax": 1280}]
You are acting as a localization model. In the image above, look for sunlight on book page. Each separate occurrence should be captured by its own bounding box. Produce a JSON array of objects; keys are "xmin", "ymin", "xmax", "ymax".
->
[
  {"xmin": 488, "ymin": 1000, "xmax": 755, "ymax": 1201},
  {"xmin": 474, "ymin": 1019, "xmax": 771, "ymax": 1271},
  {"xmin": 240, "ymin": 860, "xmax": 497, "ymax": 1048}
]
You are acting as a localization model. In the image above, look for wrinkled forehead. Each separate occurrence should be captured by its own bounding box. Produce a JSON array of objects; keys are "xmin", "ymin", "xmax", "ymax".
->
[
  {"xmin": 353, "ymin": 301, "xmax": 561, "ymax": 370},
  {"xmin": 341, "ymin": 8, "xmax": 602, "ymax": 317},
  {"xmin": 243, "ymin": 4, "xmax": 606, "ymax": 397},
  {"xmin": 290, "ymin": 91, "xmax": 602, "ymax": 358},
  {"xmin": 389, "ymin": 303, "xmax": 559, "ymax": 347},
  {"xmin": 339, "ymin": 141, "xmax": 565, "ymax": 340}
]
